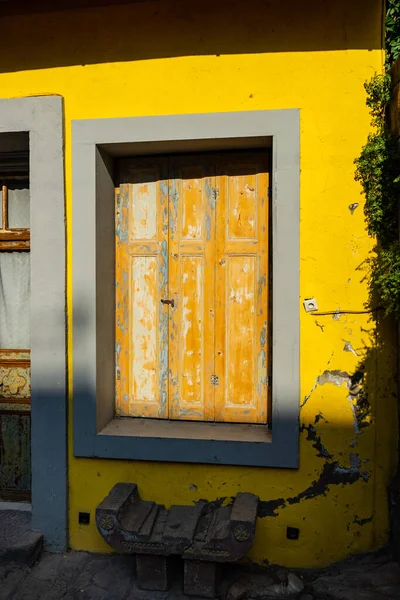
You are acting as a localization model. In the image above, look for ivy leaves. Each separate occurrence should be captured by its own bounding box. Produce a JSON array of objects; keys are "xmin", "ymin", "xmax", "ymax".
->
[
  {"xmin": 354, "ymin": 75, "xmax": 400, "ymax": 316},
  {"xmin": 386, "ymin": 0, "xmax": 400, "ymax": 69}
]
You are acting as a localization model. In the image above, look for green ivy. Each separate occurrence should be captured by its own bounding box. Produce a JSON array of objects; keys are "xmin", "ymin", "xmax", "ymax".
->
[
  {"xmin": 386, "ymin": 0, "xmax": 400, "ymax": 69},
  {"xmin": 354, "ymin": 74, "xmax": 400, "ymax": 317}
]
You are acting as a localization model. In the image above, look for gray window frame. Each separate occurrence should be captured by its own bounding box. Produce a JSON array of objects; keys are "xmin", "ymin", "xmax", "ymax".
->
[{"xmin": 72, "ymin": 110, "xmax": 300, "ymax": 468}]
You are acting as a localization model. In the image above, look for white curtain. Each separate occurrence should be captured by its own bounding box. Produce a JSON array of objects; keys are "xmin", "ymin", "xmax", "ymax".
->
[
  {"xmin": 0, "ymin": 252, "xmax": 30, "ymax": 349},
  {"xmin": 0, "ymin": 185, "xmax": 30, "ymax": 228}
]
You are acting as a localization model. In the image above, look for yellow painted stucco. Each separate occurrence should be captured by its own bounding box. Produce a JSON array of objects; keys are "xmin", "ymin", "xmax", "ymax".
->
[{"xmin": 0, "ymin": 0, "xmax": 397, "ymax": 567}]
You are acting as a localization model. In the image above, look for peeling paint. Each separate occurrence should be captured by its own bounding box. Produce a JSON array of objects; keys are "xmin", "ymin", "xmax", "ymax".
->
[
  {"xmin": 353, "ymin": 515, "xmax": 373, "ymax": 526},
  {"xmin": 260, "ymin": 321, "xmax": 268, "ymax": 348},
  {"xmin": 333, "ymin": 308, "xmax": 341, "ymax": 321},
  {"xmin": 205, "ymin": 179, "xmax": 213, "ymax": 207},
  {"xmin": 349, "ymin": 453, "xmax": 361, "ymax": 469},
  {"xmin": 317, "ymin": 369, "xmax": 350, "ymax": 387},
  {"xmin": 159, "ymin": 180, "xmax": 168, "ymax": 197},
  {"xmin": 205, "ymin": 212, "xmax": 212, "ymax": 241},
  {"xmin": 300, "ymin": 424, "xmax": 333, "ymax": 459},
  {"xmin": 258, "ymin": 274, "xmax": 267, "ymax": 297},
  {"xmin": 194, "ymin": 497, "xmax": 227, "ymax": 512},
  {"xmin": 301, "ymin": 382, "xmax": 317, "ymax": 408},
  {"xmin": 302, "ymin": 366, "xmax": 371, "ymax": 435},
  {"xmin": 343, "ymin": 341, "xmax": 358, "ymax": 356},
  {"xmin": 258, "ymin": 461, "xmax": 369, "ymax": 518},
  {"xmin": 314, "ymin": 413, "xmax": 328, "ymax": 424}
]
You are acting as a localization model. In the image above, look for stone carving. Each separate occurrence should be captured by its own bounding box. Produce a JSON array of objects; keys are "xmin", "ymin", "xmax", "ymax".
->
[
  {"xmin": 96, "ymin": 483, "xmax": 258, "ymax": 562},
  {"xmin": 233, "ymin": 524, "xmax": 251, "ymax": 542},
  {"xmin": 96, "ymin": 483, "xmax": 259, "ymax": 597},
  {"xmin": 99, "ymin": 515, "xmax": 114, "ymax": 531}
]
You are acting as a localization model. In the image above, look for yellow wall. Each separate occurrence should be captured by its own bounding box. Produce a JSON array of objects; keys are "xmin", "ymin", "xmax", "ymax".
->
[{"xmin": 0, "ymin": 0, "xmax": 397, "ymax": 567}]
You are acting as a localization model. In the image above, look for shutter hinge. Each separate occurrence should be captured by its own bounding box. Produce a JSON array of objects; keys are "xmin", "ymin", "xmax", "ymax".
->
[
  {"xmin": 266, "ymin": 375, "xmax": 271, "ymax": 386},
  {"xmin": 212, "ymin": 188, "xmax": 219, "ymax": 201},
  {"xmin": 117, "ymin": 369, "xmax": 121, "ymax": 381},
  {"xmin": 211, "ymin": 374, "xmax": 219, "ymax": 386}
]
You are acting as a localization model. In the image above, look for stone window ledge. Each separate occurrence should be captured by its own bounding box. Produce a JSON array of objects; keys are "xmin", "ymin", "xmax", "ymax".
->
[{"xmin": 100, "ymin": 417, "xmax": 273, "ymax": 444}]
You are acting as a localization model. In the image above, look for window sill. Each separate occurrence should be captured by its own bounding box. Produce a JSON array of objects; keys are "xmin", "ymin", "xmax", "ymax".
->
[
  {"xmin": 74, "ymin": 408, "xmax": 295, "ymax": 466},
  {"xmin": 100, "ymin": 417, "xmax": 272, "ymax": 443}
]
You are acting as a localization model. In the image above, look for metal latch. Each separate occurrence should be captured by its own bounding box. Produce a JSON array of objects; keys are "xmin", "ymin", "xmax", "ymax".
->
[
  {"xmin": 161, "ymin": 299, "xmax": 175, "ymax": 307},
  {"xmin": 211, "ymin": 375, "xmax": 219, "ymax": 386}
]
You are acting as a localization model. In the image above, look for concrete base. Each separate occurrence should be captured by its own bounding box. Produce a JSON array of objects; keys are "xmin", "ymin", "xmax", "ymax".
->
[
  {"xmin": 0, "ymin": 510, "xmax": 43, "ymax": 565},
  {"xmin": 0, "ymin": 502, "xmax": 31, "ymax": 512},
  {"xmin": 136, "ymin": 554, "xmax": 170, "ymax": 591},
  {"xmin": 184, "ymin": 560, "xmax": 217, "ymax": 598}
]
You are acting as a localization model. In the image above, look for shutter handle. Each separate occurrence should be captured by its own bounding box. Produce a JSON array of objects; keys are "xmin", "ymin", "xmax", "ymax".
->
[{"xmin": 161, "ymin": 299, "xmax": 175, "ymax": 308}]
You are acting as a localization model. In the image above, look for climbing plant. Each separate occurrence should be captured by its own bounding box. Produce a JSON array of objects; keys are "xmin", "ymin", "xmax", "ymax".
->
[
  {"xmin": 354, "ymin": 74, "xmax": 400, "ymax": 317},
  {"xmin": 386, "ymin": 0, "xmax": 400, "ymax": 69}
]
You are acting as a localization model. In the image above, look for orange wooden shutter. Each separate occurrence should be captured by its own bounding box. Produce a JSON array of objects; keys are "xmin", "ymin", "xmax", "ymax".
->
[
  {"xmin": 116, "ymin": 151, "xmax": 270, "ymax": 424},
  {"xmin": 116, "ymin": 158, "xmax": 169, "ymax": 418},
  {"xmin": 214, "ymin": 152, "xmax": 270, "ymax": 423},
  {"xmin": 168, "ymin": 155, "xmax": 215, "ymax": 421}
]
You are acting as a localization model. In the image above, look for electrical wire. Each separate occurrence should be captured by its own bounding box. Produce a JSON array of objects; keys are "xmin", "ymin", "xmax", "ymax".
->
[{"xmin": 310, "ymin": 307, "xmax": 383, "ymax": 316}]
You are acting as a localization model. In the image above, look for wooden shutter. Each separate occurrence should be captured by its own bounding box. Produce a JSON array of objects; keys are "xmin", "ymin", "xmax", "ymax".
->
[
  {"xmin": 116, "ymin": 158, "xmax": 169, "ymax": 418},
  {"xmin": 116, "ymin": 151, "xmax": 270, "ymax": 424},
  {"xmin": 214, "ymin": 152, "xmax": 270, "ymax": 423},
  {"xmin": 168, "ymin": 155, "xmax": 215, "ymax": 421}
]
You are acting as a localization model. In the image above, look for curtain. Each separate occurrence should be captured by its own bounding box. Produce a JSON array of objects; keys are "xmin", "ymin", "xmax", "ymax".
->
[
  {"xmin": 0, "ymin": 185, "xmax": 30, "ymax": 228},
  {"xmin": 0, "ymin": 252, "xmax": 30, "ymax": 349}
]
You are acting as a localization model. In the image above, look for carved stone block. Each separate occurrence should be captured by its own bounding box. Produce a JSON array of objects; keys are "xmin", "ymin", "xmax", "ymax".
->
[{"xmin": 96, "ymin": 483, "xmax": 259, "ymax": 598}]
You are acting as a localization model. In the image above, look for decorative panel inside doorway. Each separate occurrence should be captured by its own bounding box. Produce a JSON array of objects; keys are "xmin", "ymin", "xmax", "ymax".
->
[
  {"xmin": 0, "ymin": 148, "xmax": 31, "ymax": 502},
  {"xmin": 115, "ymin": 151, "xmax": 270, "ymax": 424}
]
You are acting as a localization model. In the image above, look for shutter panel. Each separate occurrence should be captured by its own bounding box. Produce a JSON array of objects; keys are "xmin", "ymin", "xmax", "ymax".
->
[
  {"xmin": 168, "ymin": 155, "xmax": 215, "ymax": 421},
  {"xmin": 214, "ymin": 152, "xmax": 270, "ymax": 423},
  {"xmin": 116, "ymin": 158, "xmax": 169, "ymax": 418}
]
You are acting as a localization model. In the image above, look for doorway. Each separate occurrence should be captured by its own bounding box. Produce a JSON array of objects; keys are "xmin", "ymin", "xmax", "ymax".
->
[{"xmin": 0, "ymin": 136, "xmax": 31, "ymax": 502}]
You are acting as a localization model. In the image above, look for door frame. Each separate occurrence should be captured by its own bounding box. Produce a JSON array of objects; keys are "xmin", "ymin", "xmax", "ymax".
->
[{"xmin": 0, "ymin": 96, "xmax": 67, "ymax": 550}]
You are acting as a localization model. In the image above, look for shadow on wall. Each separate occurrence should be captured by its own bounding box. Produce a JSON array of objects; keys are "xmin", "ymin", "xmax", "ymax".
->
[
  {"xmin": 256, "ymin": 302, "xmax": 397, "ymax": 521},
  {"xmin": 0, "ymin": 0, "xmax": 383, "ymax": 74}
]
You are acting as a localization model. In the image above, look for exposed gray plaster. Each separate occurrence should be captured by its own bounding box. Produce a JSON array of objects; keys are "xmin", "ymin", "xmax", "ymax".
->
[
  {"xmin": 301, "ymin": 367, "xmax": 370, "ymax": 436},
  {"xmin": 343, "ymin": 341, "xmax": 358, "ymax": 356},
  {"xmin": 317, "ymin": 370, "xmax": 350, "ymax": 387},
  {"xmin": 349, "ymin": 202, "xmax": 359, "ymax": 214}
]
